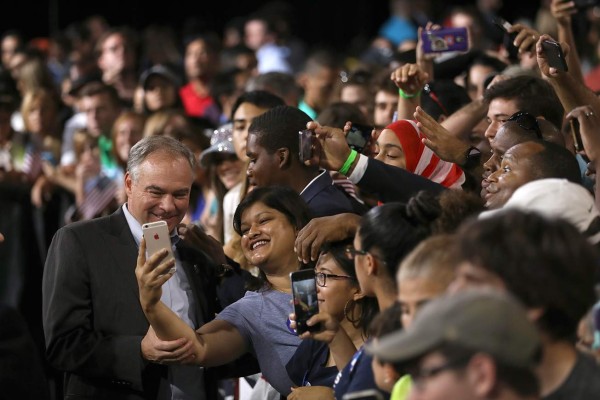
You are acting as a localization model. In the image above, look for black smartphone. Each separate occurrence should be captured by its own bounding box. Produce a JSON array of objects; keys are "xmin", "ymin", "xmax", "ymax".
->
[
  {"xmin": 346, "ymin": 123, "xmax": 373, "ymax": 154},
  {"xmin": 290, "ymin": 269, "xmax": 321, "ymax": 335},
  {"xmin": 298, "ymin": 129, "xmax": 314, "ymax": 163},
  {"xmin": 570, "ymin": 118, "xmax": 584, "ymax": 153},
  {"xmin": 541, "ymin": 40, "xmax": 568, "ymax": 72},
  {"xmin": 492, "ymin": 16, "xmax": 520, "ymax": 60}
]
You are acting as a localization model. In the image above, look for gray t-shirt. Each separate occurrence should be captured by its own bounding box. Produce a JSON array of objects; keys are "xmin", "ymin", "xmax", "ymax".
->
[{"xmin": 216, "ymin": 289, "xmax": 301, "ymax": 396}]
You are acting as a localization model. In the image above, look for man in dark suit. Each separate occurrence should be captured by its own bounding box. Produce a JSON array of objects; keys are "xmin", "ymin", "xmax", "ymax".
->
[
  {"xmin": 245, "ymin": 105, "xmax": 366, "ymax": 217},
  {"xmin": 42, "ymin": 136, "xmax": 245, "ymax": 399}
]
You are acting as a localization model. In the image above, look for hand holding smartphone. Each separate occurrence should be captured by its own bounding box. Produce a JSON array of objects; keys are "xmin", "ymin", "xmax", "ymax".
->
[
  {"xmin": 290, "ymin": 269, "xmax": 321, "ymax": 335},
  {"xmin": 142, "ymin": 221, "xmax": 176, "ymax": 273},
  {"xmin": 541, "ymin": 39, "xmax": 568, "ymax": 72},
  {"xmin": 346, "ymin": 123, "xmax": 373, "ymax": 154}
]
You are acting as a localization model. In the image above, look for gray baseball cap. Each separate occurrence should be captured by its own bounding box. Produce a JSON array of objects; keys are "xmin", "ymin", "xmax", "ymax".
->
[{"xmin": 366, "ymin": 290, "xmax": 541, "ymax": 368}]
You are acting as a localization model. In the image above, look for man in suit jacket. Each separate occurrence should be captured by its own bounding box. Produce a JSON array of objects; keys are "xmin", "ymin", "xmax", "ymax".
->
[
  {"xmin": 43, "ymin": 136, "xmax": 246, "ymax": 399},
  {"xmin": 245, "ymin": 105, "xmax": 366, "ymax": 217}
]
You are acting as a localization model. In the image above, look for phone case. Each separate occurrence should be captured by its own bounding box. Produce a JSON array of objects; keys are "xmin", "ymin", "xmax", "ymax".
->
[
  {"xmin": 142, "ymin": 221, "xmax": 175, "ymax": 268},
  {"xmin": 298, "ymin": 129, "xmax": 314, "ymax": 163},
  {"xmin": 290, "ymin": 270, "xmax": 320, "ymax": 334},
  {"xmin": 421, "ymin": 27, "xmax": 468, "ymax": 53},
  {"xmin": 541, "ymin": 40, "xmax": 568, "ymax": 72},
  {"xmin": 346, "ymin": 123, "xmax": 372, "ymax": 154}
]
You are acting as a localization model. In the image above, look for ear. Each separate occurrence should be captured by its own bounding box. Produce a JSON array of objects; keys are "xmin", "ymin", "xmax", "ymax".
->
[
  {"xmin": 467, "ymin": 353, "xmax": 497, "ymax": 397},
  {"xmin": 277, "ymin": 147, "xmax": 290, "ymax": 169},
  {"xmin": 296, "ymin": 73, "xmax": 308, "ymax": 89},
  {"xmin": 124, "ymin": 171, "xmax": 133, "ymax": 199},
  {"xmin": 365, "ymin": 253, "xmax": 378, "ymax": 277}
]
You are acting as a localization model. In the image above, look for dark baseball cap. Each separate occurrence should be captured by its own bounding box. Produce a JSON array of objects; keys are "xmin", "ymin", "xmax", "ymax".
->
[{"xmin": 139, "ymin": 64, "xmax": 181, "ymax": 90}]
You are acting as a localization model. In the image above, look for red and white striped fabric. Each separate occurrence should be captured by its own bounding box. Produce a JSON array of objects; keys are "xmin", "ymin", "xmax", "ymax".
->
[{"xmin": 386, "ymin": 120, "xmax": 465, "ymax": 189}]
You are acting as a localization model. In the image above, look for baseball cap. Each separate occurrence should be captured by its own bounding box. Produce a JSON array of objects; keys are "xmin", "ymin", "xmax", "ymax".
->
[
  {"xmin": 479, "ymin": 178, "xmax": 600, "ymax": 244},
  {"xmin": 366, "ymin": 290, "xmax": 541, "ymax": 368},
  {"xmin": 199, "ymin": 123, "xmax": 236, "ymax": 167},
  {"xmin": 139, "ymin": 64, "xmax": 181, "ymax": 90}
]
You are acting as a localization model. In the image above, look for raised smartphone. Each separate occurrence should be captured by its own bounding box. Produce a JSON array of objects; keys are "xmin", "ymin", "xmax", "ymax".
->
[
  {"xmin": 421, "ymin": 27, "xmax": 468, "ymax": 53},
  {"xmin": 142, "ymin": 221, "xmax": 175, "ymax": 272},
  {"xmin": 346, "ymin": 123, "xmax": 373, "ymax": 154},
  {"xmin": 290, "ymin": 269, "xmax": 321, "ymax": 335},
  {"xmin": 541, "ymin": 39, "xmax": 568, "ymax": 72},
  {"xmin": 298, "ymin": 129, "xmax": 314, "ymax": 164},
  {"xmin": 570, "ymin": 119, "xmax": 584, "ymax": 153}
]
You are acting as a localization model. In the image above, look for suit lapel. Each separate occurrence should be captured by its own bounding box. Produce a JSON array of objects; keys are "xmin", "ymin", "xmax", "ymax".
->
[{"xmin": 176, "ymin": 243, "xmax": 213, "ymax": 327}]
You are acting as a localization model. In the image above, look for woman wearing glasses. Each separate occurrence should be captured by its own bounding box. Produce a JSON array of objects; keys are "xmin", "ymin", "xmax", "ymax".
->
[
  {"xmin": 286, "ymin": 239, "xmax": 379, "ymax": 399},
  {"xmin": 135, "ymin": 186, "xmax": 311, "ymax": 397},
  {"xmin": 291, "ymin": 202, "xmax": 433, "ymax": 399}
]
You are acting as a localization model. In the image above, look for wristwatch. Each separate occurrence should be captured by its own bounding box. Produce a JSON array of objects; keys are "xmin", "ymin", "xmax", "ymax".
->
[{"xmin": 462, "ymin": 146, "xmax": 482, "ymax": 169}]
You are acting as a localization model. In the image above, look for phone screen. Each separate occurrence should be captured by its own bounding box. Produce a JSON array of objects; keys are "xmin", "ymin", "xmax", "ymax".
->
[
  {"xmin": 290, "ymin": 270, "xmax": 320, "ymax": 335},
  {"xmin": 346, "ymin": 123, "xmax": 373, "ymax": 154},
  {"xmin": 420, "ymin": 27, "xmax": 468, "ymax": 53}
]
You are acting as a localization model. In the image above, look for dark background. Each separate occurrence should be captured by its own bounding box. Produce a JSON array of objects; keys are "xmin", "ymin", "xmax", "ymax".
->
[{"xmin": 2, "ymin": 0, "xmax": 541, "ymax": 51}]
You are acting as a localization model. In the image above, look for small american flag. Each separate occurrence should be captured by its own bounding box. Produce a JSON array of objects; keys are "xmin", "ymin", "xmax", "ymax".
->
[{"xmin": 77, "ymin": 175, "xmax": 118, "ymax": 220}]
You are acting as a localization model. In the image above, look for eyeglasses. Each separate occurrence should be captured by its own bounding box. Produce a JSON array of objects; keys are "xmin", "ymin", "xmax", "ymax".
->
[
  {"xmin": 344, "ymin": 247, "xmax": 369, "ymax": 260},
  {"xmin": 315, "ymin": 272, "xmax": 356, "ymax": 287},
  {"xmin": 344, "ymin": 247, "xmax": 387, "ymax": 265},
  {"xmin": 410, "ymin": 357, "xmax": 470, "ymax": 390},
  {"xmin": 507, "ymin": 111, "xmax": 543, "ymax": 139}
]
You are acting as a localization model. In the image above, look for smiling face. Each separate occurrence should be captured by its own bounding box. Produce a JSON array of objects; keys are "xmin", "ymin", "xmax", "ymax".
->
[
  {"xmin": 481, "ymin": 124, "xmax": 523, "ymax": 199},
  {"xmin": 484, "ymin": 142, "xmax": 541, "ymax": 209},
  {"xmin": 125, "ymin": 151, "xmax": 193, "ymax": 232},
  {"xmin": 239, "ymin": 201, "xmax": 297, "ymax": 269},
  {"xmin": 215, "ymin": 155, "xmax": 243, "ymax": 189},
  {"xmin": 374, "ymin": 128, "xmax": 406, "ymax": 169},
  {"xmin": 315, "ymin": 252, "xmax": 358, "ymax": 320}
]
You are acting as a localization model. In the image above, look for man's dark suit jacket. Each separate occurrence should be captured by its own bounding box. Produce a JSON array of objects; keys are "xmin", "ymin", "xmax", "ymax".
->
[
  {"xmin": 301, "ymin": 171, "xmax": 367, "ymax": 217},
  {"xmin": 42, "ymin": 207, "xmax": 247, "ymax": 399}
]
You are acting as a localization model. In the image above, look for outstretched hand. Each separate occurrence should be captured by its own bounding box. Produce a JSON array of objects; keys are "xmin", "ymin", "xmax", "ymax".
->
[
  {"xmin": 294, "ymin": 213, "xmax": 361, "ymax": 263},
  {"xmin": 390, "ymin": 63, "xmax": 429, "ymax": 95},
  {"xmin": 289, "ymin": 311, "xmax": 341, "ymax": 344},
  {"xmin": 307, "ymin": 121, "xmax": 352, "ymax": 172},
  {"xmin": 135, "ymin": 237, "xmax": 175, "ymax": 310},
  {"xmin": 414, "ymin": 106, "xmax": 470, "ymax": 165},
  {"xmin": 565, "ymin": 105, "xmax": 600, "ymax": 162}
]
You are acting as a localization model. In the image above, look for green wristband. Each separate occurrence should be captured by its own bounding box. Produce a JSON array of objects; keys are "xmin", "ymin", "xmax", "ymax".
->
[
  {"xmin": 399, "ymin": 88, "xmax": 421, "ymax": 99},
  {"xmin": 339, "ymin": 149, "xmax": 358, "ymax": 176}
]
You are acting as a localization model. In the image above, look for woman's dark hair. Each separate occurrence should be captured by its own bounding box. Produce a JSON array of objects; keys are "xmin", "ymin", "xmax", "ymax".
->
[
  {"xmin": 321, "ymin": 239, "xmax": 379, "ymax": 336},
  {"xmin": 455, "ymin": 210, "xmax": 598, "ymax": 341},
  {"xmin": 233, "ymin": 186, "xmax": 312, "ymax": 290},
  {"xmin": 357, "ymin": 201, "xmax": 434, "ymax": 278}
]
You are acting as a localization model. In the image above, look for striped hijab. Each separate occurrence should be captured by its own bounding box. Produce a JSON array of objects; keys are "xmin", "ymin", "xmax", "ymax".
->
[{"xmin": 387, "ymin": 119, "xmax": 465, "ymax": 189}]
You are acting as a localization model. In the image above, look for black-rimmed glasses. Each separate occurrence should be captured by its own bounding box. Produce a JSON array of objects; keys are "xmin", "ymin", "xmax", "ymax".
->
[
  {"xmin": 344, "ymin": 247, "xmax": 387, "ymax": 265},
  {"xmin": 315, "ymin": 272, "xmax": 356, "ymax": 287},
  {"xmin": 507, "ymin": 111, "xmax": 543, "ymax": 139}
]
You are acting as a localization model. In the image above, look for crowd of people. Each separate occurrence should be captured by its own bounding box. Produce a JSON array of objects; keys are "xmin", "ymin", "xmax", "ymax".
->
[{"xmin": 2, "ymin": 0, "xmax": 600, "ymax": 399}]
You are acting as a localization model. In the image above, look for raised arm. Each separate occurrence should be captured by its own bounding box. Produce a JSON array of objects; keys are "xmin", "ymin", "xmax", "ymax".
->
[
  {"xmin": 135, "ymin": 238, "xmax": 248, "ymax": 367},
  {"xmin": 550, "ymin": 0, "xmax": 585, "ymax": 83}
]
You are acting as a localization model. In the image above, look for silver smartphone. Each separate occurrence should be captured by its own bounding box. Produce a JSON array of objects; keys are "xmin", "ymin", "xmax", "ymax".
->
[{"xmin": 142, "ymin": 221, "xmax": 175, "ymax": 272}]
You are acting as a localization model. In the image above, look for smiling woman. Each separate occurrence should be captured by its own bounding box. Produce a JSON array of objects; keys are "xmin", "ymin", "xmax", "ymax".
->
[{"xmin": 136, "ymin": 185, "xmax": 313, "ymax": 396}]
